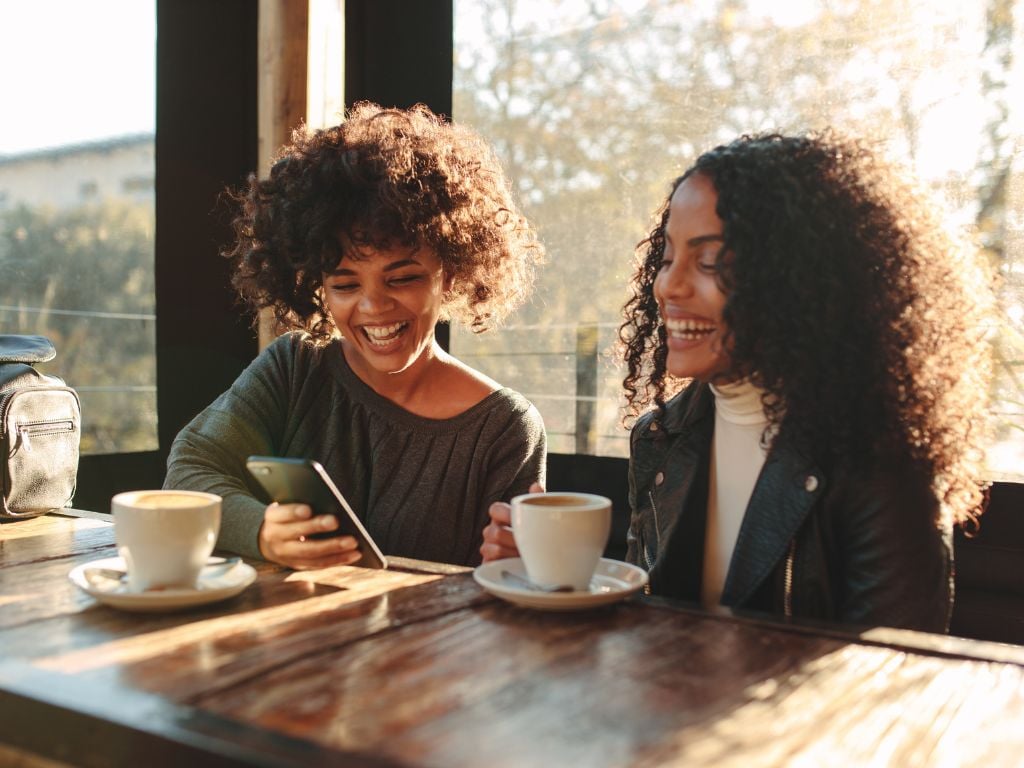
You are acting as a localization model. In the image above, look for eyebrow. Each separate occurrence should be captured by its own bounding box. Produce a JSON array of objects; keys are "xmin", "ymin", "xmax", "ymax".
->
[
  {"xmin": 327, "ymin": 258, "xmax": 421, "ymax": 276},
  {"xmin": 664, "ymin": 233, "xmax": 725, "ymax": 248}
]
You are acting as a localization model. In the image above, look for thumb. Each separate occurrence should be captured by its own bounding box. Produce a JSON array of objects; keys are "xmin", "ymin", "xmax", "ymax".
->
[{"xmin": 529, "ymin": 481, "xmax": 546, "ymax": 493}]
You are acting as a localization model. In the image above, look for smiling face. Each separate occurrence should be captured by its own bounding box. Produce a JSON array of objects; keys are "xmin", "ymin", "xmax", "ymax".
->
[
  {"xmin": 323, "ymin": 244, "xmax": 451, "ymax": 383},
  {"xmin": 654, "ymin": 173, "xmax": 734, "ymax": 382}
]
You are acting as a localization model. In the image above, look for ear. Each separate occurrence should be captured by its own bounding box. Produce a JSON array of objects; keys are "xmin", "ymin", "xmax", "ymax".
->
[{"xmin": 442, "ymin": 270, "xmax": 455, "ymax": 295}]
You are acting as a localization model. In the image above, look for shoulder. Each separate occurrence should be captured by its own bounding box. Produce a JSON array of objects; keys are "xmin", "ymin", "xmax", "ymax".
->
[
  {"xmin": 257, "ymin": 330, "xmax": 340, "ymax": 375},
  {"xmin": 441, "ymin": 353, "xmax": 501, "ymax": 401},
  {"xmin": 632, "ymin": 380, "xmax": 709, "ymax": 440},
  {"xmin": 459, "ymin": 385, "xmax": 546, "ymax": 451},
  {"xmin": 494, "ymin": 388, "xmax": 545, "ymax": 436},
  {"xmin": 829, "ymin": 457, "xmax": 940, "ymax": 528}
]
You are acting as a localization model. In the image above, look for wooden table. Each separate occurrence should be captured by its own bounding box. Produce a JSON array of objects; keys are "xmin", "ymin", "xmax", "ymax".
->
[{"xmin": 2, "ymin": 512, "xmax": 1023, "ymax": 768}]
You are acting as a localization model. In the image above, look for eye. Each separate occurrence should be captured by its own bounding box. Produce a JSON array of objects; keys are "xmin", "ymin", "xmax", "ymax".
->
[
  {"xmin": 657, "ymin": 248, "xmax": 673, "ymax": 271},
  {"xmin": 389, "ymin": 273, "xmax": 424, "ymax": 286},
  {"xmin": 327, "ymin": 282, "xmax": 358, "ymax": 293},
  {"xmin": 697, "ymin": 249, "xmax": 719, "ymax": 273}
]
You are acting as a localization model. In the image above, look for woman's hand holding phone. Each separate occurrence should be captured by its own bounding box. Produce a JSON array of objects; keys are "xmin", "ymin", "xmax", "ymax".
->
[{"xmin": 258, "ymin": 502, "xmax": 363, "ymax": 570}]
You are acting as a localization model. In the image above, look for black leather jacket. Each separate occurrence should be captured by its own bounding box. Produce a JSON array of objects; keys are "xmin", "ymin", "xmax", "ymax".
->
[{"xmin": 626, "ymin": 382, "xmax": 953, "ymax": 632}]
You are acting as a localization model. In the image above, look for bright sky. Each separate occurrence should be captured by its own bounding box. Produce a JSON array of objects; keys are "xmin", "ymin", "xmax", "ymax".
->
[{"xmin": 0, "ymin": 0, "xmax": 156, "ymax": 156}]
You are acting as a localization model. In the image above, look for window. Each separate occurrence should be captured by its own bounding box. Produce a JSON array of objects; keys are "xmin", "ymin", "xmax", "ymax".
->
[
  {"xmin": 0, "ymin": 1, "xmax": 157, "ymax": 455},
  {"xmin": 452, "ymin": 0, "xmax": 1024, "ymax": 480},
  {"xmin": 121, "ymin": 175, "xmax": 155, "ymax": 195}
]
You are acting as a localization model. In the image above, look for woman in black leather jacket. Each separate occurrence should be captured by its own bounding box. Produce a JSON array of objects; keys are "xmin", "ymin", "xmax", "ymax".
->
[{"xmin": 618, "ymin": 132, "xmax": 994, "ymax": 632}]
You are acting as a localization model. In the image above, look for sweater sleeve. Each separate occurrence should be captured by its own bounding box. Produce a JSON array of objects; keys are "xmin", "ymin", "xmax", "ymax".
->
[
  {"xmin": 163, "ymin": 334, "xmax": 297, "ymax": 559},
  {"xmin": 478, "ymin": 395, "xmax": 547, "ymax": 510}
]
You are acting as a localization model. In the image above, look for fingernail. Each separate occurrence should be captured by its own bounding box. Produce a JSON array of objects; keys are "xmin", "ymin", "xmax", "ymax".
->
[{"xmin": 320, "ymin": 516, "xmax": 337, "ymax": 530}]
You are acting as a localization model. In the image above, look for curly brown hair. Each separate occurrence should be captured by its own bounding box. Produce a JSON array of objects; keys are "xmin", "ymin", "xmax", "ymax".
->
[
  {"xmin": 620, "ymin": 131, "xmax": 994, "ymax": 527},
  {"xmin": 225, "ymin": 102, "xmax": 544, "ymax": 338}
]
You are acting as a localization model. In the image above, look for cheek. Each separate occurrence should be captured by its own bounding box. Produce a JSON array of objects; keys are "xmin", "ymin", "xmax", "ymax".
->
[
  {"xmin": 652, "ymin": 272, "xmax": 666, "ymax": 305},
  {"xmin": 325, "ymin": 295, "xmax": 353, "ymax": 320}
]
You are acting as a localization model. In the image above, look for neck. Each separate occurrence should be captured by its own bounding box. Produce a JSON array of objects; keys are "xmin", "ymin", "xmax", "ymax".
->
[
  {"xmin": 342, "ymin": 338, "xmax": 448, "ymax": 409},
  {"xmin": 709, "ymin": 379, "xmax": 769, "ymax": 426}
]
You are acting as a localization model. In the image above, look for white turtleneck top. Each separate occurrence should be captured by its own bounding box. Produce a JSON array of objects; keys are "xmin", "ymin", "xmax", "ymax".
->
[{"xmin": 702, "ymin": 380, "xmax": 771, "ymax": 610}]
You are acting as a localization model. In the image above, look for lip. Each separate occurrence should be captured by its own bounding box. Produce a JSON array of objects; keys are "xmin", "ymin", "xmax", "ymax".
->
[
  {"xmin": 663, "ymin": 313, "xmax": 717, "ymax": 351},
  {"xmin": 660, "ymin": 307, "xmax": 714, "ymax": 323},
  {"xmin": 357, "ymin": 320, "xmax": 410, "ymax": 354}
]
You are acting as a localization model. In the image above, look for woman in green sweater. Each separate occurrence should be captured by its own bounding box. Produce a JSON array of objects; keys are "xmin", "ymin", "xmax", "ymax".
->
[{"xmin": 164, "ymin": 103, "xmax": 546, "ymax": 569}]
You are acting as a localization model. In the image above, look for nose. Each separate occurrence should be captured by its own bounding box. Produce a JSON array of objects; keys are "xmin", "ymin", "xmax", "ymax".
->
[
  {"xmin": 358, "ymin": 284, "xmax": 395, "ymax": 314},
  {"xmin": 655, "ymin": 260, "xmax": 694, "ymax": 301}
]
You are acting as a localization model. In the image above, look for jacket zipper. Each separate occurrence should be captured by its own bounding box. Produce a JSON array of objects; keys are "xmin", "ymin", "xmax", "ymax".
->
[
  {"xmin": 647, "ymin": 490, "xmax": 662, "ymax": 550},
  {"xmin": 15, "ymin": 419, "xmax": 76, "ymax": 453},
  {"xmin": 783, "ymin": 539, "xmax": 796, "ymax": 620},
  {"xmin": 641, "ymin": 491, "xmax": 661, "ymax": 594}
]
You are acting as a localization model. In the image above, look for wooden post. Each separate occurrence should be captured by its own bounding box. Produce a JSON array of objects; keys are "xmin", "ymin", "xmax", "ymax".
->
[
  {"xmin": 575, "ymin": 324, "xmax": 599, "ymax": 455},
  {"xmin": 257, "ymin": 0, "xmax": 309, "ymax": 349}
]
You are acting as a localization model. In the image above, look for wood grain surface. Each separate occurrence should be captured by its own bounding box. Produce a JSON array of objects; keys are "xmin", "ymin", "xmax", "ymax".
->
[{"xmin": 2, "ymin": 512, "xmax": 1023, "ymax": 768}]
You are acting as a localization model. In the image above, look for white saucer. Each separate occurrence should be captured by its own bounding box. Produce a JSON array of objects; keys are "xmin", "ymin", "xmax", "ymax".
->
[
  {"xmin": 68, "ymin": 556, "xmax": 257, "ymax": 613},
  {"xmin": 473, "ymin": 557, "xmax": 649, "ymax": 611}
]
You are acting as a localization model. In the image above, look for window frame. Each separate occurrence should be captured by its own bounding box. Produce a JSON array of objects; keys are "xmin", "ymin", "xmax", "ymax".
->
[
  {"xmin": 74, "ymin": 0, "xmax": 259, "ymax": 511},
  {"xmin": 83, "ymin": 1, "xmax": 1014, "ymax": 553}
]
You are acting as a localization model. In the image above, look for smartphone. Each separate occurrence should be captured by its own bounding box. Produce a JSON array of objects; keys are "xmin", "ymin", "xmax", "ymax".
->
[{"xmin": 245, "ymin": 456, "xmax": 387, "ymax": 569}]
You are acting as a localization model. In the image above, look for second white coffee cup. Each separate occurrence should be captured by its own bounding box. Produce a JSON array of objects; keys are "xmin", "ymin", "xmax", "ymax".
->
[
  {"xmin": 112, "ymin": 490, "xmax": 222, "ymax": 592},
  {"xmin": 511, "ymin": 492, "xmax": 612, "ymax": 591}
]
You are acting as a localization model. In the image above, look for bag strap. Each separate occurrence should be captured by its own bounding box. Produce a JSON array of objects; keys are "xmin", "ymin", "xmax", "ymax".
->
[{"xmin": 0, "ymin": 335, "xmax": 57, "ymax": 364}]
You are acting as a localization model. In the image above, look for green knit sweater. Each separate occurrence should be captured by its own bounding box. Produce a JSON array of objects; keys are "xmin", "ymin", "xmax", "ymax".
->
[{"xmin": 164, "ymin": 332, "xmax": 546, "ymax": 566}]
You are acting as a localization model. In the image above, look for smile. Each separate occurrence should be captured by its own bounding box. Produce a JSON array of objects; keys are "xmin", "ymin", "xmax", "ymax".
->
[
  {"xmin": 665, "ymin": 318, "xmax": 715, "ymax": 340},
  {"xmin": 362, "ymin": 321, "xmax": 409, "ymax": 347}
]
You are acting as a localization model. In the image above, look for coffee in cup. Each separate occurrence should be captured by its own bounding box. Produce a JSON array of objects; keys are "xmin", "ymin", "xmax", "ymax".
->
[
  {"xmin": 112, "ymin": 490, "xmax": 221, "ymax": 592},
  {"xmin": 511, "ymin": 491, "xmax": 612, "ymax": 591}
]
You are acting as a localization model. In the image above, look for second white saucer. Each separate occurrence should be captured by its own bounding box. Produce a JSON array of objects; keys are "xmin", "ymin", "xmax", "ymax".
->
[{"xmin": 473, "ymin": 557, "xmax": 648, "ymax": 611}]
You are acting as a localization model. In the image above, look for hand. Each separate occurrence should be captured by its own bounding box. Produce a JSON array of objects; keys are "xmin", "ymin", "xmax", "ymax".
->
[
  {"xmin": 480, "ymin": 481, "xmax": 545, "ymax": 562},
  {"xmin": 258, "ymin": 503, "xmax": 363, "ymax": 570}
]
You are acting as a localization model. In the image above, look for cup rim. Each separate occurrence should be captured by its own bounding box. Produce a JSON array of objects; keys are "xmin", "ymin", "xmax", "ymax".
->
[
  {"xmin": 112, "ymin": 489, "xmax": 222, "ymax": 510},
  {"xmin": 511, "ymin": 492, "xmax": 611, "ymax": 510}
]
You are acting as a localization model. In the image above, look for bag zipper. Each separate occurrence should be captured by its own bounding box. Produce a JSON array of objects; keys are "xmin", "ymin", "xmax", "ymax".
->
[{"xmin": 15, "ymin": 419, "xmax": 77, "ymax": 453}]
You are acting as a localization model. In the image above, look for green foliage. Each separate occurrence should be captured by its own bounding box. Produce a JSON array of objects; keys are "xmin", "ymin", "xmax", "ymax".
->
[
  {"xmin": 452, "ymin": 0, "xmax": 1022, "ymax": 471},
  {"xmin": 0, "ymin": 201, "xmax": 157, "ymax": 453}
]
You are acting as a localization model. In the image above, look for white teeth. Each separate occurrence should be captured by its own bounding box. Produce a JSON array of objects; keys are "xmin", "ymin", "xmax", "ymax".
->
[
  {"xmin": 665, "ymin": 318, "xmax": 715, "ymax": 340},
  {"xmin": 363, "ymin": 322, "xmax": 407, "ymax": 345}
]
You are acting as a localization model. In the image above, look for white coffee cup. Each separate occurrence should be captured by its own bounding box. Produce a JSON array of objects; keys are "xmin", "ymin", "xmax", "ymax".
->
[
  {"xmin": 112, "ymin": 490, "xmax": 222, "ymax": 592},
  {"xmin": 511, "ymin": 492, "xmax": 612, "ymax": 591}
]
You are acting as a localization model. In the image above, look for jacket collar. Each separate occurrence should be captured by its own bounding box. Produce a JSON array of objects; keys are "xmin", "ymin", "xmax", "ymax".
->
[
  {"xmin": 636, "ymin": 381, "xmax": 714, "ymax": 440},
  {"xmin": 720, "ymin": 443, "xmax": 824, "ymax": 607},
  {"xmin": 635, "ymin": 380, "xmax": 825, "ymax": 608}
]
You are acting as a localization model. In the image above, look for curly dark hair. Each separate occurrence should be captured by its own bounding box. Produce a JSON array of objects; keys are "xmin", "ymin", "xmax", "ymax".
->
[
  {"xmin": 225, "ymin": 102, "xmax": 544, "ymax": 338},
  {"xmin": 620, "ymin": 131, "xmax": 994, "ymax": 527}
]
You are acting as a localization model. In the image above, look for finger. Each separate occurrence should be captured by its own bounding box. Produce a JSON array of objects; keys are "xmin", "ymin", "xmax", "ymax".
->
[
  {"xmin": 287, "ymin": 548, "xmax": 365, "ymax": 570},
  {"xmin": 292, "ymin": 514, "xmax": 341, "ymax": 541},
  {"xmin": 264, "ymin": 503, "xmax": 313, "ymax": 524},
  {"xmin": 480, "ymin": 540, "xmax": 519, "ymax": 562},
  {"xmin": 488, "ymin": 501, "xmax": 512, "ymax": 527},
  {"xmin": 529, "ymin": 481, "xmax": 545, "ymax": 493},
  {"xmin": 483, "ymin": 520, "xmax": 516, "ymax": 549},
  {"xmin": 283, "ymin": 535, "xmax": 361, "ymax": 567},
  {"xmin": 290, "ymin": 533, "xmax": 359, "ymax": 556}
]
